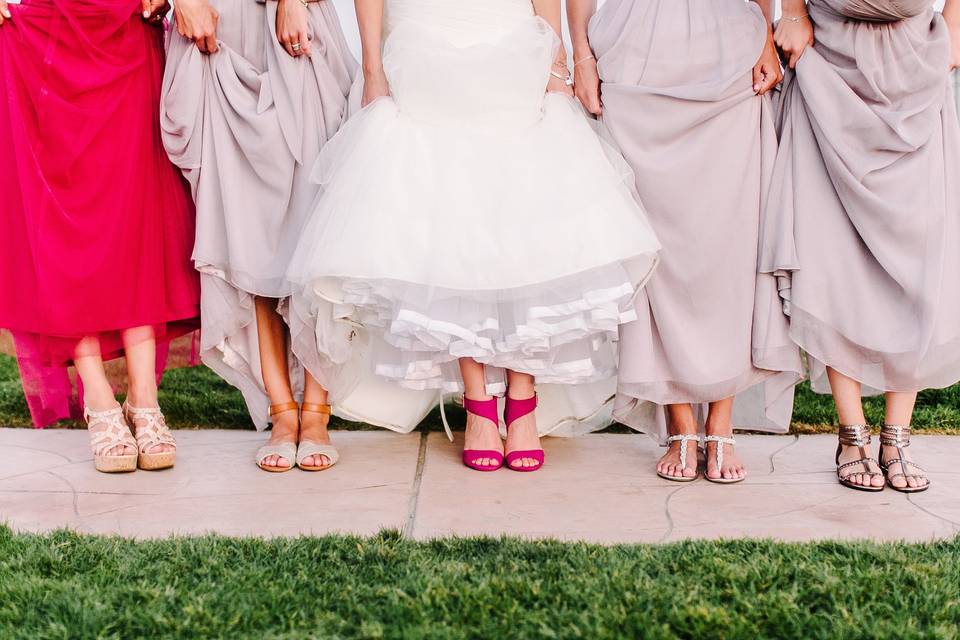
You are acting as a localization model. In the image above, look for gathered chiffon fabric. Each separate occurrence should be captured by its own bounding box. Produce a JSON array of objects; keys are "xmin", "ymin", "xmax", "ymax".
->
[
  {"xmin": 762, "ymin": 0, "xmax": 960, "ymax": 395},
  {"xmin": 0, "ymin": 0, "xmax": 200, "ymax": 426},
  {"xmin": 589, "ymin": 0, "xmax": 803, "ymax": 442},
  {"xmin": 287, "ymin": 0, "xmax": 662, "ymax": 436},
  {"xmin": 160, "ymin": 0, "xmax": 356, "ymax": 428}
]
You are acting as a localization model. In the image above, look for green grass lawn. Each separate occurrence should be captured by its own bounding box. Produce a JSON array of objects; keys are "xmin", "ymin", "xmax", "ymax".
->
[
  {"xmin": 1, "ymin": 526, "xmax": 958, "ymax": 639},
  {"xmin": 2, "ymin": 354, "xmax": 959, "ymax": 432}
]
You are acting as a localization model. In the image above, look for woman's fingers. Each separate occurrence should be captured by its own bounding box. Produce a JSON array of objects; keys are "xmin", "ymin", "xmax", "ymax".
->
[
  {"xmin": 753, "ymin": 62, "xmax": 781, "ymax": 95},
  {"xmin": 296, "ymin": 30, "xmax": 311, "ymax": 57},
  {"xmin": 202, "ymin": 33, "xmax": 218, "ymax": 54},
  {"xmin": 0, "ymin": 0, "xmax": 11, "ymax": 26}
]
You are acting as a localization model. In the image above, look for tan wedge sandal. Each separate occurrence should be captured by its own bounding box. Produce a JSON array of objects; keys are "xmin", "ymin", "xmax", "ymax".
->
[
  {"xmin": 703, "ymin": 434, "xmax": 744, "ymax": 484},
  {"xmin": 85, "ymin": 406, "xmax": 138, "ymax": 473},
  {"xmin": 256, "ymin": 401, "xmax": 299, "ymax": 473},
  {"xmin": 879, "ymin": 425, "xmax": 930, "ymax": 493},
  {"xmin": 836, "ymin": 424, "xmax": 884, "ymax": 492},
  {"xmin": 123, "ymin": 403, "xmax": 177, "ymax": 470},
  {"xmin": 297, "ymin": 402, "xmax": 339, "ymax": 471}
]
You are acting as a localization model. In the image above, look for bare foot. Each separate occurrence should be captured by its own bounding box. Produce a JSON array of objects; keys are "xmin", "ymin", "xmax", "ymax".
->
[
  {"xmin": 299, "ymin": 409, "xmax": 333, "ymax": 469},
  {"xmin": 656, "ymin": 437, "xmax": 699, "ymax": 480},
  {"xmin": 837, "ymin": 443, "xmax": 884, "ymax": 489},
  {"xmin": 504, "ymin": 409, "xmax": 541, "ymax": 470},
  {"xmin": 464, "ymin": 405, "xmax": 503, "ymax": 468},
  {"xmin": 260, "ymin": 411, "xmax": 298, "ymax": 470}
]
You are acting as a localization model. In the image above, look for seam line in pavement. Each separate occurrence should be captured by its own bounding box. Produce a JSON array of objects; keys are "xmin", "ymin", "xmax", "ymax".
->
[
  {"xmin": 402, "ymin": 431, "xmax": 429, "ymax": 539},
  {"xmin": 767, "ymin": 434, "xmax": 800, "ymax": 474}
]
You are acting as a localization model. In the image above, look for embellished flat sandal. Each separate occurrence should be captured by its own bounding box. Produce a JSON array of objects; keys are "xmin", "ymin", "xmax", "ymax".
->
[
  {"xmin": 296, "ymin": 402, "xmax": 340, "ymax": 471},
  {"xmin": 255, "ymin": 401, "xmax": 299, "ymax": 473},
  {"xmin": 86, "ymin": 405, "xmax": 138, "ymax": 474},
  {"xmin": 703, "ymin": 434, "xmax": 744, "ymax": 484},
  {"xmin": 879, "ymin": 424, "xmax": 929, "ymax": 493},
  {"xmin": 123, "ymin": 403, "xmax": 177, "ymax": 470},
  {"xmin": 836, "ymin": 424, "xmax": 884, "ymax": 492},
  {"xmin": 657, "ymin": 433, "xmax": 700, "ymax": 482}
]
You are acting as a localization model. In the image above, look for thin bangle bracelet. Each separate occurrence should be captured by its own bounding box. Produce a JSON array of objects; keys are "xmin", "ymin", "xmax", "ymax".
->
[
  {"xmin": 574, "ymin": 55, "xmax": 595, "ymax": 66},
  {"xmin": 782, "ymin": 13, "xmax": 808, "ymax": 22}
]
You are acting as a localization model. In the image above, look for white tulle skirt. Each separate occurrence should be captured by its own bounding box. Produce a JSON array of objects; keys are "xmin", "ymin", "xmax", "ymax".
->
[{"xmin": 287, "ymin": 0, "xmax": 661, "ymax": 434}]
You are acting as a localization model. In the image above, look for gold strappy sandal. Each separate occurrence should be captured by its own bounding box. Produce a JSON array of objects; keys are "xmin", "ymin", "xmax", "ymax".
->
[
  {"xmin": 836, "ymin": 424, "xmax": 884, "ymax": 492},
  {"xmin": 297, "ymin": 403, "xmax": 339, "ymax": 472},
  {"xmin": 123, "ymin": 403, "xmax": 177, "ymax": 470},
  {"xmin": 255, "ymin": 401, "xmax": 299, "ymax": 473},
  {"xmin": 85, "ymin": 406, "xmax": 138, "ymax": 473},
  {"xmin": 879, "ymin": 425, "xmax": 930, "ymax": 493}
]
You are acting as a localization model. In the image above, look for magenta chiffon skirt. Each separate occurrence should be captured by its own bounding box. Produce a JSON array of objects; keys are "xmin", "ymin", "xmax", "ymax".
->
[{"xmin": 0, "ymin": 0, "xmax": 200, "ymax": 426}]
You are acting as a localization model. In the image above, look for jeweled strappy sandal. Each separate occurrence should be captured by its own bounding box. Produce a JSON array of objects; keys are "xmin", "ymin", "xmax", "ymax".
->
[
  {"xmin": 123, "ymin": 403, "xmax": 177, "ymax": 470},
  {"xmin": 85, "ymin": 406, "xmax": 138, "ymax": 473},
  {"xmin": 836, "ymin": 424, "xmax": 884, "ymax": 492},
  {"xmin": 296, "ymin": 402, "xmax": 340, "ymax": 471},
  {"xmin": 703, "ymin": 434, "xmax": 744, "ymax": 484},
  {"xmin": 657, "ymin": 434, "xmax": 700, "ymax": 482},
  {"xmin": 255, "ymin": 401, "xmax": 298, "ymax": 473},
  {"xmin": 879, "ymin": 425, "xmax": 929, "ymax": 493}
]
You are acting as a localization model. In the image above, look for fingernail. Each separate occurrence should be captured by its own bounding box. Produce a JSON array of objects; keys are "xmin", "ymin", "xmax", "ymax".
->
[{"xmin": 143, "ymin": 11, "xmax": 151, "ymax": 17}]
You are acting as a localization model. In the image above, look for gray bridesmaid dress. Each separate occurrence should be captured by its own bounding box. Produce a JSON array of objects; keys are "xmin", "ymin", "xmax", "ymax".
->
[
  {"xmin": 762, "ymin": 0, "xmax": 960, "ymax": 395},
  {"xmin": 161, "ymin": 0, "xmax": 356, "ymax": 427},
  {"xmin": 590, "ymin": 0, "xmax": 803, "ymax": 442}
]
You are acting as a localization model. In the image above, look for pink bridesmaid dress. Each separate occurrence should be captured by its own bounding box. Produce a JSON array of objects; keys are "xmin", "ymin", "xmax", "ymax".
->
[{"xmin": 0, "ymin": 0, "xmax": 200, "ymax": 426}]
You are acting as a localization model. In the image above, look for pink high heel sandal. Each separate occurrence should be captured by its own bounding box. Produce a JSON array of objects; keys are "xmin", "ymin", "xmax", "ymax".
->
[
  {"xmin": 504, "ymin": 394, "xmax": 544, "ymax": 472},
  {"xmin": 462, "ymin": 396, "xmax": 504, "ymax": 472}
]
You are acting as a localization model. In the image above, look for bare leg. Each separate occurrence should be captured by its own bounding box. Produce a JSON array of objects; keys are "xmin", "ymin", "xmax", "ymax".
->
[
  {"xmin": 828, "ymin": 367, "xmax": 883, "ymax": 488},
  {"xmin": 255, "ymin": 297, "xmax": 298, "ymax": 469},
  {"xmin": 75, "ymin": 336, "xmax": 133, "ymax": 456},
  {"xmin": 504, "ymin": 369, "xmax": 540, "ymax": 469},
  {"xmin": 122, "ymin": 326, "xmax": 172, "ymax": 455},
  {"xmin": 657, "ymin": 404, "xmax": 698, "ymax": 479},
  {"xmin": 299, "ymin": 372, "xmax": 333, "ymax": 468},
  {"xmin": 460, "ymin": 358, "xmax": 501, "ymax": 467},
  {"xmin": 703, "ymin": 397, "xmax": 745, "ymax": 481},
  {"xmin": 882, "ymin": 391, "xmax": 926, "ymax": 490}
]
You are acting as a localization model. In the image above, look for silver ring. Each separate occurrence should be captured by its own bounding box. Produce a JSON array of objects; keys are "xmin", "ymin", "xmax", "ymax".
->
[{"xmin": 291, "ymin": 43, "xmax": 302, "ymax": 51}]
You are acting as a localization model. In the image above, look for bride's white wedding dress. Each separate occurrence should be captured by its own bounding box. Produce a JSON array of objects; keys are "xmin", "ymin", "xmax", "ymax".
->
[{"xmin": 287, "ymin": 0, "xmax": 661, "ymax": 436}]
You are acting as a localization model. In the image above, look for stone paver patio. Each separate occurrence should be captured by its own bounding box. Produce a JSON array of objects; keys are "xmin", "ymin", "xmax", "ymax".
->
[{"xmin": 1, "ymin": 429, "xmax": 957, "ymax": 543}]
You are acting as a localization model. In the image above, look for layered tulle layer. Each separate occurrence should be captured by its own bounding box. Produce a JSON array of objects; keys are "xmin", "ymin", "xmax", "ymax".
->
[{"xmin": 294, "ymin": 261, "xmax": 648, "ymax": 393}]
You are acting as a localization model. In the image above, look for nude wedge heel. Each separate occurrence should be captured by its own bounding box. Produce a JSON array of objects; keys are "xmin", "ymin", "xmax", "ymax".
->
[
  {"xmin": 123, "ymin": 403, "xmax": 177, "ymax": 471},
  {"xmin": 86, "ymin": 406, "xmax": 138, "ymax": 474}
]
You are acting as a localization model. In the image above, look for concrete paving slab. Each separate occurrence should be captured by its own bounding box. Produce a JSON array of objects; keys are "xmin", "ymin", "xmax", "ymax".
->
[{"xmin": 0, "ymin": 430, "xmax": 420, "ymax": 538}]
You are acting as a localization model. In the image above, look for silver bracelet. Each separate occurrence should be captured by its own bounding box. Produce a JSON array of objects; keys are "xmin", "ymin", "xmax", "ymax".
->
[{"xmin": 783, "ymin": 13, "xmax": 808, "ymax": 22}]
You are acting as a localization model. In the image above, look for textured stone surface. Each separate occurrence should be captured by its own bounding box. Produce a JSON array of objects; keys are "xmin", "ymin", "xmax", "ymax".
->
[{"xmin": 1, "ymin": 429, "xmax": 956, "ymax": 542}]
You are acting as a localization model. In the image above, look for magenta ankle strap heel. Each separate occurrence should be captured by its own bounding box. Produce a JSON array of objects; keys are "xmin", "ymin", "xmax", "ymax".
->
[
  {"xmin": 462, "ymin": 396, "xmax": 504, "ymax": 472},
  {"xmin": 504, "ymin": 395, "xmax": 544, "ymax": 472}
]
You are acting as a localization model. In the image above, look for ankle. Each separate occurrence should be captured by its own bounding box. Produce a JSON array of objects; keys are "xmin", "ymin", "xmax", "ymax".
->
[
  {"xmin": 126, "ymin": 385, "xmax": 159, "ymax": 408},
  {"xmin": 84, "ymin": 394, "xmax": 120, "ymax": 413}
]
